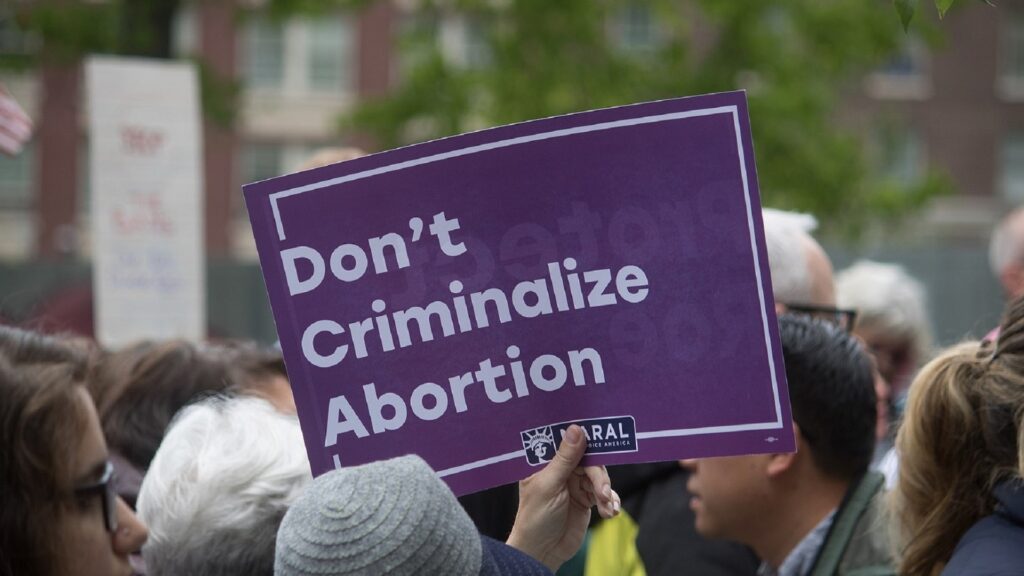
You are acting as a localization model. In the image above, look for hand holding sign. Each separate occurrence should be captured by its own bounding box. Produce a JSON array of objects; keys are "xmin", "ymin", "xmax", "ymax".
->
[{"xmin": 508, "ymin": 424, "xmax": 621, "ymax": 571}]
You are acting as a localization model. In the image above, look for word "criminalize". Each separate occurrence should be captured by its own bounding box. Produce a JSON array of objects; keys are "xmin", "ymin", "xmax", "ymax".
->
[{"xmin": 302, "ymin": 257, "xmax": 649, "ymax": 368}]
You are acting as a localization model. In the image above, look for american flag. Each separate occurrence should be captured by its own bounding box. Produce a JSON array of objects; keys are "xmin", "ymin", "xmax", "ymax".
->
[{"xmin": 0, "ymin": 85, "xmax": 32, "ymax": 156}]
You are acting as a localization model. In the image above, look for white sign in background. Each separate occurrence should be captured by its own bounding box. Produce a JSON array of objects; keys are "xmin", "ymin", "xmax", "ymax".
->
[{"xmin": 87, "ymin": 57, "xmax": 205, "ymax": 347}]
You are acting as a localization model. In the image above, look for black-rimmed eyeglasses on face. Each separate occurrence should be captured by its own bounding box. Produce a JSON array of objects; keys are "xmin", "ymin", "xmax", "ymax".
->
[
  {"xmin": 73, "ymin": 460, "xmax": 118, "ymax": 533},
  {"xmin": 783, "ymin": 304, "xmax": 858, "ymax": 332}
]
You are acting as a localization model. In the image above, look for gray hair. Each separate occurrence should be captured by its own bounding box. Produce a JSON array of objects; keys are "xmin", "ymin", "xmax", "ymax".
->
[
  {"xmin": 989, "ymin": 207, "xmax": 1024, "ymax": 277},
  {"xmin": 836, "ymin": 259, "xmax": 933, "ymax": 361},
  {"xmin": 762, "ymin": 208, "xmax": 819, "ymax": 304},
  {"xmin": 137, "ymin": 397, "xmax": 311, "ymax": 576}
]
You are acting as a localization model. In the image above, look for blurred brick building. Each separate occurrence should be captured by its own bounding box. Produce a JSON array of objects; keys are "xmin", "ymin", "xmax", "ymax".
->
[
  {"xmin": 0, "ymin": 1, "xmax": 1017, "ymax": 342},
  {"xmin": 1, "ymin": 2, "xmax": 1021, "ymax": 261}
]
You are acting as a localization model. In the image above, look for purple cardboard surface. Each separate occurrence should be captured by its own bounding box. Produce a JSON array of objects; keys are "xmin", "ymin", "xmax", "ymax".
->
[{"xmin": 244, "ymin": 91, "xmax": 793, "ymax": 496}]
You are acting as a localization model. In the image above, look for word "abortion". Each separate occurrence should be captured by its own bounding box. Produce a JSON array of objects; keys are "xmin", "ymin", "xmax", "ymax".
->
[
  {"xmin": 324, "ymin": 344, "xmax": 606, "ymax": 444},
  {"xmin": 302, "ymin": 258, "xmax": 649, "ymax": 368}
]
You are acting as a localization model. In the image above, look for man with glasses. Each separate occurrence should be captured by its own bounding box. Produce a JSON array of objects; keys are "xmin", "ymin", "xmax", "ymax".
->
[{"xmin": 761, "ymin": 209, "xmax": 851, "ymax": 326}]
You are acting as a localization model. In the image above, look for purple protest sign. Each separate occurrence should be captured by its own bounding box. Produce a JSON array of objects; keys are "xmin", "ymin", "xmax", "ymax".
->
[{"xmin": 244, "ymin": 90, "xmax": 793, "ymax": 496}]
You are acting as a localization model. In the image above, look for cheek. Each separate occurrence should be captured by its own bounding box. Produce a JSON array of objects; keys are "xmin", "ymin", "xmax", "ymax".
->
[{"xmin": 54, "ymin": 510, "xmax": 115, "ymax": 576}]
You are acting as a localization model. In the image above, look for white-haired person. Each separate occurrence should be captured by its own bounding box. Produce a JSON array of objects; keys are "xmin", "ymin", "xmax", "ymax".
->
[
  {"xmin": 761, "ymin": 210, "xmax": 897, "ymax": 472},
  {"xmin": 761, "ymin": 208, "xmax": 839, "ymax": 317},
  {"xmin": 836, "ymin": 260, "xmax": 932, "ymax": 417},
  {"xmin": 990, "ymin": 207, "xmax": 1024, "ymax": 302},
  {"xmin": 137, "ymin": 396, "xmax": 310, "ymax": 575},
  {"xmin": 138, "ymin": 395, "xmax": 620, "ymax": 575}
]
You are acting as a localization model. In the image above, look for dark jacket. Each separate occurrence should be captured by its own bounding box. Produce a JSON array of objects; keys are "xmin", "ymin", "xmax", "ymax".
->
[{"xmin": 941, "ymin": 479, "xmax": 1024, "ymax": 576}]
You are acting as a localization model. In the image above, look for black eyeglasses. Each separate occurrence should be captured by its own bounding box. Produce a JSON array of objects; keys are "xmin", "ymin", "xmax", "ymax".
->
[
  {"xmin": 783, "ymin": 304, "xmax": 858, "ymax": 332},
  {"xmin": 73, "ymin": 460, "xmax": 118, "ymax": 533}
]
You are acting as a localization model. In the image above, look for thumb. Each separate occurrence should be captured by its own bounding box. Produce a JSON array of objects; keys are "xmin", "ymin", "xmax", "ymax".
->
[{"xmin": 542, "ymin": 425, "xmax": 586, "ymax": 484}]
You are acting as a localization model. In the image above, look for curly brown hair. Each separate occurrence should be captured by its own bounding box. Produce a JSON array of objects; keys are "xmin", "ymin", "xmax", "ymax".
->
[
  {"xmin": 0, "ymin": 326, "xmax": 93, "ymax": 576},
  {"xmin": 893, "ymin": 296, "xmax": 1024, "ymax": 576}
]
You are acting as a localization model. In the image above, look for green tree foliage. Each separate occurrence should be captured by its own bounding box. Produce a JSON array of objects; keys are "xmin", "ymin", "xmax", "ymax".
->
[
  {"xmin": 346, "ymin": 0, "xmax": 951, "ymax": 234},
  {"xmin": 2, "ymin": 0, "xmax": 241, "ymax": 126},
  {"xmin": 896, "ymin": 0, "xmax": 992, "ymax": 30}
]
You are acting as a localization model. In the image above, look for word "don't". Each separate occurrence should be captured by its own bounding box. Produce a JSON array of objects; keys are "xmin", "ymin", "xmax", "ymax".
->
[{"xmin": 281, "ymin": 211, "xmax": 466, "ymax": 296}]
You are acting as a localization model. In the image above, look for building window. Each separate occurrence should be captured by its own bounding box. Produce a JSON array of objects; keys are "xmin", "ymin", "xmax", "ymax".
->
[
  {"xmin": 612, "ymin": 3, "xmax": 658, "ymax": 54},
  {"xmin": 1000, "ymin": 132, "xmax": 1024, "ymax": 203},
  {"xmin": 171, "ymin": 5, "xmax": 197, "ymax": 58},
  {"xmin": 307, "ymin": 17, "xmax": 351, "ymax": 92},
  {"xmin": 431, "ymin": 14, "xmax": 491, "ymax": 70},
  {"xmin": 243, "ymin": 13, "xmax": 353, "ymax": 95},
  {"xmin": 0, "ymin": 143, "xmax": 33, "ymax": 208},
  {"xmin": 462, "ymin": 16, "xmax": 491, "ymax": 69},
  {"xmin": 865, "ymin": 36, "xmax": 931, "ymax": 100},
  {"xmin": 0, "ymin": 9, "xmax": 38, "ymax": 56},
  {"xmin": 874, "ymin": 124, "xmax": 924, "ymax": 185},
  {"xmin": 998, "ymin": 11, "xmax": 1024, "ymax": 99},
  {"xmin": 245, "ymin": 18, "xmax": 285, "ymax": 89},
  {"xmin": 241, "ymin": 142, "xmax": 284, "ymax": 185}
]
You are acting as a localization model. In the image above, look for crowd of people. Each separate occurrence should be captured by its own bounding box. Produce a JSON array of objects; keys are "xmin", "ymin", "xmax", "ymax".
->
[{"xmin": 2, "ymin": 204, "xmax": 1024, "ymax": 576}]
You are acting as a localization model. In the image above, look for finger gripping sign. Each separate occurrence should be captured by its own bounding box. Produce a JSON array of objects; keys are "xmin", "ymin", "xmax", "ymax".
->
[{"xmin": 244, "ymin": 91, "xmax": 793, "ymax": 496}]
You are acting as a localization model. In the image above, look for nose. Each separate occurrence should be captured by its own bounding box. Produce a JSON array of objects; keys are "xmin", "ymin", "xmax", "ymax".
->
[{"xmin": 112, "ymin": 497, "xmax": 149, "ymax": 556}]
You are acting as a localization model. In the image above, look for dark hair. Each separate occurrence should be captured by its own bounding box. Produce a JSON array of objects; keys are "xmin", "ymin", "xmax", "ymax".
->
[
  {"xmin": 214, "ymin": 339, "xmax": 287, "ymax": 389},
  {"xmin": 90, "ymin": 339, "xmax": 287, "ymax": 473},
  {"xmin": 0, "ymin": 326, "xmax": 92, "ymax": 576},
  {"xmin": 91, "ymin": 340, "xmax": 236, "ymax": 472},
  {"xmin": 779, "ymin": 314, "xmax": 876, "ymax": 481}
]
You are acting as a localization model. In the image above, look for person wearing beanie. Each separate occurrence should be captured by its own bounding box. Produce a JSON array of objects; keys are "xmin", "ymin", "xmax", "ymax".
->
[{"xmin": 276, "ymin": 424, "xmax": 620, "ymax": 575}]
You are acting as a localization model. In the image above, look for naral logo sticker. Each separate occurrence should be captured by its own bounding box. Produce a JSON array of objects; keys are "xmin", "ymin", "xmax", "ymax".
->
[{"xmin": 521, "ymin": 416, "xmax": 638, "ymax": 466}]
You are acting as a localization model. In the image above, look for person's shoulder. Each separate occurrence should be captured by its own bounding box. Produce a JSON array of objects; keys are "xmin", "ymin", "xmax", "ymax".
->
[
  {"xmin": 942, "ymin": 514, "xmax": 1024, "ymax": 576},
  {"xmin": 828, "ymin": 473, "xmax": 896, "ymax": 576}
]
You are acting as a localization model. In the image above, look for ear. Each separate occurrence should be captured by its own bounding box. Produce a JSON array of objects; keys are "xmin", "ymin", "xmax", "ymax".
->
[
  {"xmin": 1002, "ymin": 264, "xmax": 1024, "ymax": 299},
  {"xmin": 765, "ymin": 423, "xmax": 805, "ymax": 477}
]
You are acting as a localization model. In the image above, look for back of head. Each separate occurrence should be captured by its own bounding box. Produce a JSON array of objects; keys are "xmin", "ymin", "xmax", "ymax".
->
[
  {"xmin": 778, "ymin": 315, "xmax": 876, "ymax": 481},
  {"xmin": 212, "ymin": 340, "xmax": 293, "ymax": 413},
  {"xmin": 990, "ymin": 208, "xmax": 1024, "ymax": 299},
  {"xmin": 92, "ymin": 340, "xmax": 240, "ymax": 472},
  {"xmin": 0, "ymin": 327, "xmax": 91, "ymax": 576},
  {"xmin": 895, "ymin": 295, "xmax": 1024, "ymax": 575},
  {"xmin": 990, "ymin": 208, "xmax": 1024, "ymax": 278},
  {"xmin": 276, "ymin": 455, "xmax": 483, "ymax": 576},
  {"xmin": 836, "ymin": 260, "xmax": 931, "ymax": 349},
  {"xmin": 763, "ymin": 208, "xmax": 829, "ymax": 305},
  {"xmin": 137, "ymin": 396, "xmax": 310, "ymax": 576}
]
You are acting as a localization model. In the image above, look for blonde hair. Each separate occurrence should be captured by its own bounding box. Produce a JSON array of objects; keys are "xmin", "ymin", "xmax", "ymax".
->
[
  {"xmin": 892, "ymin": 297, "xmax": 1024, "ymax": 575},
  {"xmin": 298, "ymin": 147, "xmax": 365, "ymax": 171}
]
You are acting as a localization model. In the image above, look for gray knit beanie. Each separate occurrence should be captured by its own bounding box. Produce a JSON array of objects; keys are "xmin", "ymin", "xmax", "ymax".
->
[{"xmin": 274, "ymin": 455, "xmax": 483, "ymax": 576}]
